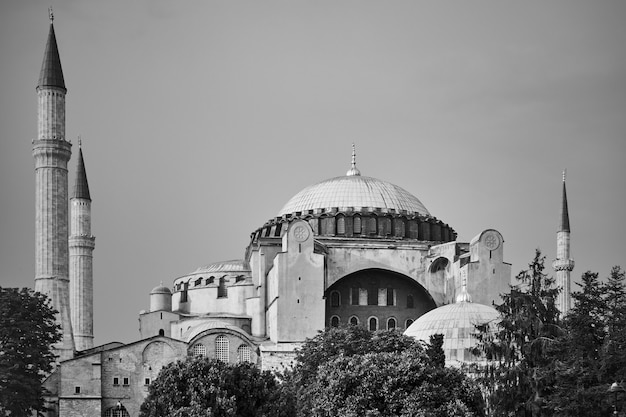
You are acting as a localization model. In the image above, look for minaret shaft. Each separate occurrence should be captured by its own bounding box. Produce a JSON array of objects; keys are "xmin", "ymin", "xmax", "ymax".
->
[
  {"xmin": 34, "ymin": 22, "xmax": 74, "ymax": 361},
  {"xmin": 69, "ymin": 148, "xmax": 95, "ymax": 351},
  {"xmin": 553, "ymin": 172, "xmax": 574, "ymax": 315}
]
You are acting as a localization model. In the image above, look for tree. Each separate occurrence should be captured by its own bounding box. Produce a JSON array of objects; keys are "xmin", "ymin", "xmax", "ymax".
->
[
  {"xmin": 473, "ymin": 250, "xmax": 562, "ymax": 416},
  {"xmin": 545, "ymin": 267, "xmax": 626, "ymax": 416},
  {"xmin": 292, "ymin": 326, "xmax": 484, "ymax": 417},
  {"xmin": 139, "ymin": 357, "xmax": 284, "ymax": 417},
  {"xmin": 0, "ymin": 287, "xmax": 61, "ymax": 416}
]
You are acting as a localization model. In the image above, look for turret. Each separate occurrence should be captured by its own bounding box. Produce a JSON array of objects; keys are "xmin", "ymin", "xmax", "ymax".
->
[
  {"xmin": 69, "ymin": 142, "xmax": 95, "ymax": 351},
  {"xmin": 33, "ymin": 11, "xmax": 75, "ymax": 361},
  {"xmin": 553, "ymin": 171, "xmax": 574, "ymax": 315}
]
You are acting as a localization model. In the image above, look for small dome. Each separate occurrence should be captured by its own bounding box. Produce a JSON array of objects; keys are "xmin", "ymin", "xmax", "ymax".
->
[
  {"xmin": 404, "ymin": 301, "xmax": 499, "ymax": 365},
  {"xmin": 150, "ymin": 283, "xmax": 171, "ymax": 295},
  {"xmin": 191, "ymin": 259, "xmax": 250, "ymax": 275},
  {"xmin": 279, "ymin": 175, "xmax": 430, "ymax": 216}
]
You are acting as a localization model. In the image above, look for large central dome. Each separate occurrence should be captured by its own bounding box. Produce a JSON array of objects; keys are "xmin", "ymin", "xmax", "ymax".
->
[
  {"xmin": 279, "ymin": 147, "xmax": 430, "ymax": 216},
  {"xmin": 278, "ymin": 175, "xmax": 430, "ymax": 216}
]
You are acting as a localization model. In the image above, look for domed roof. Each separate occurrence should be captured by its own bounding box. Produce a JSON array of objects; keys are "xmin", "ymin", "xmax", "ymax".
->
[
  {"xmin": 150, "ymin": 282, "xmax": 171, "ymax": 295},
  {"xmin": 191, "ymin": 259, "xmax": 250, "ymax": 275},
  {"xmin": 279, "ymin": 146, "xmax": 430, "ymax": 216},
  {"xmin": 279, "ymin": 175, "xmax": 430, "ymax": 216},
  {"xmin": 404, "ymin": 297, "xmax": 499, "ymax": 364}
]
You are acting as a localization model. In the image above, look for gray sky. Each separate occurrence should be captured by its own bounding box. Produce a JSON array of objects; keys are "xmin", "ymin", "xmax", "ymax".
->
[{"xmin": 1, "ymin": 1, "xmax": 625, "ymax": 346}]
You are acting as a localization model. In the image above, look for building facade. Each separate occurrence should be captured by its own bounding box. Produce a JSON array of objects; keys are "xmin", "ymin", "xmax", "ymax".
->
[{"xmin": 32, "ymin": 17, "xmax": 569, "ymax": 416}]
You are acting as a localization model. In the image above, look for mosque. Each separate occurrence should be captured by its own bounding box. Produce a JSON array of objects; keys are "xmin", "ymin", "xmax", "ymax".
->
[{"xmin": 32, "ymin": 15, "xmax": 573, "ymax": 417}]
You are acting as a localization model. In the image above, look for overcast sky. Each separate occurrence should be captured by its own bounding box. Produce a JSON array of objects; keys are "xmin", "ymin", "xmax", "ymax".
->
[{"xmin": 1, "ymin": 1, "xmax": 625, "ymax": 346}]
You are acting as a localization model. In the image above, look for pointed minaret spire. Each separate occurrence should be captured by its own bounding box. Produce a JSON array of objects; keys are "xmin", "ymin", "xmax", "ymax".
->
[
  {"xmin": 346, "ymin": 143, "xmax": 361, "ymax": 176},
  {"xmin": 38, "ymin": 10, "xmax": 65, "ymax": 91},
  {"xmin": 553, "ymin": 170, "xmax": 574, "ymax": 316},
  {"xmin": 559, "ymin": 170, "xmax": 570, "ymax": 232},
  {"xmin": 73, "ymin": 140, "xmax": 91, "ymax": 200}
]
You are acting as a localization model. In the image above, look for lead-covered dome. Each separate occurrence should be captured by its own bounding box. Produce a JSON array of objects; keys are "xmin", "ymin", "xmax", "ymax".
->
[
  {"xmin": 404, "ymin": 291, "xmax": 500, "ymax": 365},
  {"xmin": 279, "ymin": 175, "xmax": 430, "ymax": 216},
  {"xmin": 279, "ymin": 145, "xmax": 430, "ymax": 216}
]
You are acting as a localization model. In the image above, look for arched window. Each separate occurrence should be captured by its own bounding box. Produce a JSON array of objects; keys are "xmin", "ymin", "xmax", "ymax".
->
[
  {"xmin": 330, "ymin": 291, "xmax": 341, "ymax": 307},
  {"xmin": 406, "ymin": 294, "xmax": 414, "ymax": 309},
  {"xmin": 368, "ymin": 217, "xmax": 377, "ymax": 235},
  {"xmin": 191, "ymin": 343, "xmax": 206, "ymax": 357},
  {"xmin": 330, "ymin": 316, "xmax": 340, "ymax": 327},
  {"xmin": 353, "ymin": 215, "xmax": 362, "ymax": 235},
  {"xmin": 217, "ymin": 277, "xmax": 228, "ymax": 298},
  {"xmin": 215, "ymin": 335, "xmax": 229, "ymax": 362},
  {"xmin": 237, "ymin": 345, "xmax": 251, "ymax": 363},
  {"xmin": 194, "ymin": 277, "xmax": 202, "ymax": 286},
  {"xmin": 104, "ymin": 405, "xmax": 130, "ymax": 417},
  {"xmin": 387, "ymin": 318, "xmax": 396, "ymax": 330},
  {"xmin": 369, "ymin": 317, "xmax": 378, "ymax": 331},
  {"xmin": 207, "ymin": 276, "xmax": 215, "ymax": 285},
  {"xmin": 158, "ymin": 329, "xmax": 165, "ymax": 336},
  {"xmin": 336, "ymin": 215, "xmax": 346, "ymax": 235},
  {"xmin": 405, "ymin": 319, "xmax": 413, "ymax": 329},
  {"xmin": 349, "ymin": 316, "xmax": 359, "ymax": 326}
]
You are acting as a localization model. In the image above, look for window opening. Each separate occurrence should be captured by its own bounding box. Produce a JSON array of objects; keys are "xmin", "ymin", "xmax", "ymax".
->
[
  {"xmin": 330, "ymin": 316, "xmax": 340, "ymax": 327},
  {"xmin": 353, "ymin": 215, "xmax": 361, "ymax": 234},
  {"xmin": 217, "ymin": 277, "xmax": 228, "ymax": 298},
  {"xmin": 192, "ymin": 343, "xmax": 206, "ymax": 357},
  {"xmin": 237, "ymin": 344, "xmax": 252, "ymax": 363},
  {"xmin": 336, "ymin": 215, "xmax": 345, "ymax": 235},
  {"xmin": 369, "ymin": 317, "xmax": 378, "ymax": 331},
  {"xmin": 351, "ymin": 287, "xmax": 359, "ymax": 305},
  {"xmin": 349, "ymin": 316, "xmax": 359, "ymax": 326},
  {"xmin": 407, "ymin": 294, "xmax": 414, "ymax": 309},
  {"xmin": 386, "ymin": 288, "xmax": 394, "ymax": 306},
  {"xmin": 387, "ymin": 318, "xmax": 396, "ymax": 330},
  {"xmin": 330, "ymin": 291, "xmax": 341, "ymax": 307},
  {"xmin": 215, "ymin": 335, "xmax": 229, "ymax": 362}
]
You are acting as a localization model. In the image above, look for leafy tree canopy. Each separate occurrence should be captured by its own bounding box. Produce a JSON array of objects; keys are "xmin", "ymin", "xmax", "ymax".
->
[
  {"xmin": 139, "ymin": 357, "xmax": 283, "ymax": 417},
  {"xmin": 292, "ymin": 326, "xmax": 484, "ymax": 417},
  {"xmin": 0, "ymin": 287, "xmax": 61, "ymax": 417}
]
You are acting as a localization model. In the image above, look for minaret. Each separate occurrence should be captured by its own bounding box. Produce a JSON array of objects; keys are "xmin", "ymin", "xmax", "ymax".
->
[
  {"xmin": 33, "ymin": 10, "xmax": 75, "ymax": 361},
  {"xmin": 69, "ymin": 140, "xmax": 95, "ymax": 351},
  {"xmin": 552, "ymin": 171, "xmax": 574, "ymax": 315}
]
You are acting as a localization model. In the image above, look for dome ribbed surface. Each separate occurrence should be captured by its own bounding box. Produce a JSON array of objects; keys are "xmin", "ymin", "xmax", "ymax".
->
[
  {"xmin": 404, "ymin": 301, "xmax": 499, "ymax": 364},
  {"xmin": 192, "ymin": 260, "xmax": 250, "ymax": 274},
  {"xmin": 150, "ymin": 284, "xmax": 171, "ymax": 295},
  {"xmin": 278, "ymin": 175, "xmax": 430, "ymax": 216}
]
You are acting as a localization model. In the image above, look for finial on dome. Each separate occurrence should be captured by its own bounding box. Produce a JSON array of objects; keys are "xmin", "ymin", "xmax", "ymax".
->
[
  {"xmin": 455, "ymin": 273, "xmax": 472, "ymax": 303},
  {"xmin": 49, "ymin": 6, "xmax": 54, "ymax": 22},
  {"xmin": 78, "ymin": 135, "xmax": 82, "ymax": 148},
  {"xmin": 562, "ymin": 169, "xmax": 566, "ymax": 182},
  {"xmin": 346, "ymin": 143, "xmax": 361, "ymax": 176}
]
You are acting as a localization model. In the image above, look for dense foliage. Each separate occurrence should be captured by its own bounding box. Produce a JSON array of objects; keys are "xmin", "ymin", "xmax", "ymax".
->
[
  {"xmin": 139, "ymin": 357, "xmax": 283, "ymax": 417},
  {"xmin": 544, "ymin": 266, "xmax": 626, "ymax": 416},
  {"xmin": 0, "ymin": 287, "xmax": 61, "ymax": 417},
  {"xmin": 474, "ymin": 251, "xmax": 626, "ymax": 416},
  {"xmin": 290, "ymin": 326, "xmax": 485, "ymax": 417},
  {"xmin": 473, "ymin": 250, "xmax": 561, "ymax": 416}
]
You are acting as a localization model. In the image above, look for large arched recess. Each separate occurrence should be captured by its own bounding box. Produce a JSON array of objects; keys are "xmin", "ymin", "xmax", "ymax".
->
[{"xmin": 325, "ymin": 268, "xmax": 436, "ymax": 330}]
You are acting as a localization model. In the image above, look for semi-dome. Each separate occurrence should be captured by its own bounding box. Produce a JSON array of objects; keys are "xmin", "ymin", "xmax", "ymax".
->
[
  {"xmin": 279, "ymin": 175, "xmax": 430, "ymax": 216},
  {"xmin": 404, "ymin": 293, "xmax": 500, "ymax": 365}
]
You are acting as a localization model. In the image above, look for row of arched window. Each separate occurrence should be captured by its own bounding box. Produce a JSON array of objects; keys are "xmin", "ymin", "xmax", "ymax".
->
[
  {"xmin": 330, "ymin": 315, "xmax": 414, "ymax": 330},
  {"xmin": 329, "ymin": 289, "xmax": 415, "ymax": 308},
  {"xmin": 254, "ymin": 213, "xmax": 455, "ymax": 243},
  {"xmin": 177, "ymin": 277, "xmax": 228, "ymax": 302},
  {"xmin": 190, "ymin": 336, "xmax": 252, "ymax": 363}
]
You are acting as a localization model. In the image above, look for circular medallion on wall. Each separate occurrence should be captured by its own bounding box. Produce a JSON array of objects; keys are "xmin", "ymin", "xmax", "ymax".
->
[
  {"xmin": 482, "ymin": 230, "xmax": 501, "ymax": 251},
  {"xmin": 293, "ymin": 225, "xmax": 310, "ymax": 242}
]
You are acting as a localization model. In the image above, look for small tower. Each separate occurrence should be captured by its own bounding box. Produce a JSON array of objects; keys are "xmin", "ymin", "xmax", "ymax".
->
[
  {"xmin": 69, "ymin": 140, "xmax": 96, "ymax": 351},
  {"xmin": 552, "ymin": 171, "xmax": 574, "ymax": 315},
  {"xmin": 33, "ymin": 11, "xmax": 75, "ymax": 361}
]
